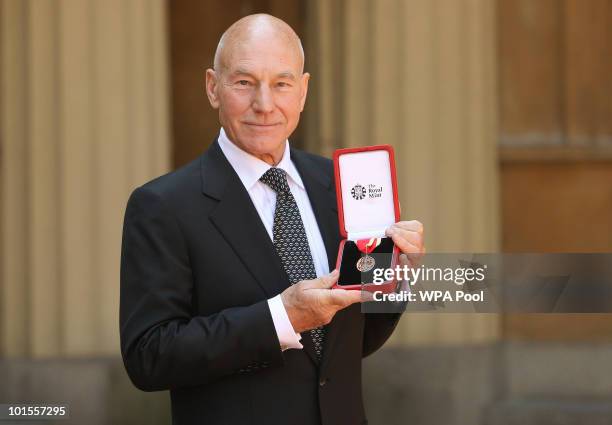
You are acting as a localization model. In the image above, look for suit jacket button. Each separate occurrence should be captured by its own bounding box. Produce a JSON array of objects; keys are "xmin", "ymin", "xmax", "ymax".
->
[{"xmin": 319, "ymin": 378, "xmax": 328, "ymax": 387}]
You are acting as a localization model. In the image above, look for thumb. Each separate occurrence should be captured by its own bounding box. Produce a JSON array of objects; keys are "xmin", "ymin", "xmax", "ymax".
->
[{"xmin": 314, "ymin": 269, "xmax": 339, "ymax": 289}]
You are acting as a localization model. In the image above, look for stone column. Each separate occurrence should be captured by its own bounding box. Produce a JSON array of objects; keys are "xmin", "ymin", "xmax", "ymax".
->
[
  {"xmin": 306, "ymin": 0, "xmax": 501, "ymax": 344},
  {"xmin": 1, "ymin": 0, "xmax": 171, "ymax": 357}
]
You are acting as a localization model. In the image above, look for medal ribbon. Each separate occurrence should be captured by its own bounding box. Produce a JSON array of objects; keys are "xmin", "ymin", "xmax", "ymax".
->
[{"xmin": 356, "ymin": 237, "xmax": 382, "ymax": 255}]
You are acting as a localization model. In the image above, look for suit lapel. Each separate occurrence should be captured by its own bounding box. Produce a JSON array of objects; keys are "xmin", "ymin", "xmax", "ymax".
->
[{"xmin": 202, "ymin": 139, "xmax": 290, "ymax": 298}]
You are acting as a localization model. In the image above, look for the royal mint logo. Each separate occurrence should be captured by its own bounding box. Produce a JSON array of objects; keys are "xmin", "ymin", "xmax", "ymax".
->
[
  {"xmin": 351, "ymin": 183, "xmax": 383, "ymax": 200},
  {"xmin": 351, "ymin": 184, "xmax": 367, "ymax": 200}
]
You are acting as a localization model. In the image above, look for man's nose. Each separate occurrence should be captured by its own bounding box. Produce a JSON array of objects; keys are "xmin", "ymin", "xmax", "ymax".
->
[{"xmin": 252, "ymin": 84, "xmax": 275, "ymax": 114}]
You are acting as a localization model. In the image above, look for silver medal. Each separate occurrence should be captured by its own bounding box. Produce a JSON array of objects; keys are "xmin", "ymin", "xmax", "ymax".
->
[{"xmin": 356, "ymin": 255, "xmax": 375, "ymax": 272}]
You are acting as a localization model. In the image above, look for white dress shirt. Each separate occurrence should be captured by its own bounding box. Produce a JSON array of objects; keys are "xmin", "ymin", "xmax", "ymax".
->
[{"xmin": 217, "ymin": 128, "xmax": 330, "ymax": 351}]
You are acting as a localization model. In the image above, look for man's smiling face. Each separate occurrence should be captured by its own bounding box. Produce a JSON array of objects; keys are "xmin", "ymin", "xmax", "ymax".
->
[{"xmin": 205, "ymin": 16, "xmax": 309, "ymax": 165}]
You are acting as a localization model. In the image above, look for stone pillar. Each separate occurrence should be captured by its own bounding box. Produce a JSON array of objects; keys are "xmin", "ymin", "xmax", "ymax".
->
[
  {"xmin": 306, "ymin": 0, "xmax": 501, "ymax": 344},
  {"xmin": 0, "ymin": 0, "xmax": 171, "ymax": 357}
]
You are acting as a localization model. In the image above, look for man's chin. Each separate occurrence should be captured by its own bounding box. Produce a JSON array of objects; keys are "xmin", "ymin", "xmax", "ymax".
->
[
  {"xmin": 241, "ymin": 132, "xmax": 286, "ymax": 149},
  {"xmin": 242, "ymin": 124, "xmax": 284, "ymax": 138},
  {"xmin": 231, "ymin": 134, "xmax": 284, "ymax": 158}
]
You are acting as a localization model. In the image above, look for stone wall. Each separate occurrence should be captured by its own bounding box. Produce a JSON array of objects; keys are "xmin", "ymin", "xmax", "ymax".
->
[{"xmin": 3, "ymin": 342, "xmax": 612, "ymax": 425}]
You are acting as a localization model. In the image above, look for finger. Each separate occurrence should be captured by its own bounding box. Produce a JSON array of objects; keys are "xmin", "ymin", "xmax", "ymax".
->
[
  {"xmin": 312, "ymin": 269, "xmax": 339, "ymax": 289},
  {"xmin": 390, "ymin": 220, "xmax": 424, "ymax": 235},
  {"xmin": 391, "ymin": 235, "xmax": 425, "ymax": 265},
  {"xmin": 388, "ymin": 231, "xmax": 423, "ymax": 256},
  {"xmin": 398, "ymin": 249, "xmax": 425, "ymax": 265},
  {"xmin": 409, "ymin": 246, "xmax": 426, "ymax": 264},
  {"xmin": 388, "ymin": 226, "xmax": 423, "ymax": 248},
  {"xmin": 398, "ymin": 253, "xmax": 412, "ymax": 268},
  {"xmin": 397, "ymin": 252, "xmax": 425, "ymax": 276},
  {"xmin": 387, "ymin": 223, "xmax": 424, "ymax": 249},
  {"xmin": 360, "ymin": 289, "xmax": 376, "ymax": 302},
  {"xmin": 328, "ymin": 288, "xmax": 364, "ymax": 307}
]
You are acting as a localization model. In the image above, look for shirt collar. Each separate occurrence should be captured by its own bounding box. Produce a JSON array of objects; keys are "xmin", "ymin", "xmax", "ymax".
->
[{"xmin": 217, "ymin": 127, "xmax": 305, "ymax": 190}]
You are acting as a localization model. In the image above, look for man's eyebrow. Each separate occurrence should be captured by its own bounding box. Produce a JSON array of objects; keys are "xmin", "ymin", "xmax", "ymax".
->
[
  {"xmin": 277, "ymin": 71, "xmax": 296, "ymax": 80},
  {"xmin": 230, "ymin": 68, "xmax": 255, "ymax": 77},
  {"xmin": 229, "ymin": 68, "xmax": 297, "ymax": 80}
]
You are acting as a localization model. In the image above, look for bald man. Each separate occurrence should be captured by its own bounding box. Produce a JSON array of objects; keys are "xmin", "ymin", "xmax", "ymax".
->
[{"xmin": 120, "ymin": 14, "xmax": 424, "ymax": 425}]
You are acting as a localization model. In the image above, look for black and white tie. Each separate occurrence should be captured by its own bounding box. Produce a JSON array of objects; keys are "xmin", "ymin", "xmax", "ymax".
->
[{"xmin": 259, "ymin": 167, "xmax": 325, "ymax": 360}]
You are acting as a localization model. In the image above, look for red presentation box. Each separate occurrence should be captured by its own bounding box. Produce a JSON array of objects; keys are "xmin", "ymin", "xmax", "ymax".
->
[{"xmin": 332, "ymin": 145, "xmax": 400, "ymax": 294}]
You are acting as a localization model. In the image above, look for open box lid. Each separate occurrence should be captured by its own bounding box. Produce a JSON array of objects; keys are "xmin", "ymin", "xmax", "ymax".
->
[{"xmin": 333, "ymin": 145, "xmax": 400, "ymax": 240}]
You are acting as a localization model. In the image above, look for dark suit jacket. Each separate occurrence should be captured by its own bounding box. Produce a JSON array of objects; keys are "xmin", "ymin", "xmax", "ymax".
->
[{"xmin": 120, "ymin": 138, "xmax": 401, "ymax": 425}]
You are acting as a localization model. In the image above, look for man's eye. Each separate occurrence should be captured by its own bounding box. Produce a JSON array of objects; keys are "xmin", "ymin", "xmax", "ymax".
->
[
  {"xmin": 277, "ymin": 82, "xmax": 291, "ymax": 88},
  {"xmin": 237, "ymin": 80, "xmax": 250, "ymax": 86}
]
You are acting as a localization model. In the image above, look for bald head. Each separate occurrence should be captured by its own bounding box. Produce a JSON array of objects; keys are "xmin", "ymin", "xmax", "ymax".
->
[{"xmin": 213, "ymin": 14, "xmax": 304, "ymax": 75}]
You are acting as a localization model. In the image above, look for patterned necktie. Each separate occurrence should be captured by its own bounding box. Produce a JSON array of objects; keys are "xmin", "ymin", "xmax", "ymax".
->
[{"xmin": 259, "ymin": 167, "xmax": 325, "ymax": 360}]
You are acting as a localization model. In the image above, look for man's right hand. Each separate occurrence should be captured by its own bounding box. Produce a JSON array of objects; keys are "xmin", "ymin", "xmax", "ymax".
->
[{"xmin": 280, "ymin": 269, "xmax": 371, "ymax": 333}]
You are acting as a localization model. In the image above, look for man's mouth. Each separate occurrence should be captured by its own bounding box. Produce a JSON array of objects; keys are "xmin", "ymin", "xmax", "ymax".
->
[{"xmin": 243, "ymin": 122, "xmax": 281, "ymax": 127}]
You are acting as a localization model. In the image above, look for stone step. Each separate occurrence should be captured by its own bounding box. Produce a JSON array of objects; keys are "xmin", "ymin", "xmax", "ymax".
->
[
  {"xmin": 504, "ymin": 343, "xmax": 612, "ymax": 398},
  {"xmin": 485, "ymin": 399, "xmax": 612, "ymax": 425}
]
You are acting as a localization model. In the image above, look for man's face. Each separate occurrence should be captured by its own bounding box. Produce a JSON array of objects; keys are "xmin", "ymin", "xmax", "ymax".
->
[{"xmin": 206, "ymin": 34, "xmax": 309, "ymax": 161}]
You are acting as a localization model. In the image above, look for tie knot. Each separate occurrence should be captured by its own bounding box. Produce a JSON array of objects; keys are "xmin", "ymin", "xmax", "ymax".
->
[{"xmin": 259, "ymin": 167, "xmax": 291, "ymax": 194}]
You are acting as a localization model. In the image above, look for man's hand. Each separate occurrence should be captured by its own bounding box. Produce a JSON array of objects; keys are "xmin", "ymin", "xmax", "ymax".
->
[
  {"xmin": 281, "ymin": 270, "xmax": 369, "ymax": 333},
  {"xmin": 385, "ymin": 220, "xmax": 425, "ymax": 264}
]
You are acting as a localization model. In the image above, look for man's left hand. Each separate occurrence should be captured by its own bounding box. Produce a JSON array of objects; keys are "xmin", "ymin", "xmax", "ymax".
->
[{"xmin": 385, "ymin": 220, "xmax": 425, "ymax": 264}]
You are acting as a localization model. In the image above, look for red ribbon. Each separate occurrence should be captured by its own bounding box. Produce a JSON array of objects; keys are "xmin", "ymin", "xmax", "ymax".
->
[{"xmin": 356, "ymin": 237, "xmax": 382, "ymax": 254}]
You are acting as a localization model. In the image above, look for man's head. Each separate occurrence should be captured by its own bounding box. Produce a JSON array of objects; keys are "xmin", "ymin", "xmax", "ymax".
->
[{"xmin": 205, "ymin": 14, "xmax": 309, "ymax": 165}]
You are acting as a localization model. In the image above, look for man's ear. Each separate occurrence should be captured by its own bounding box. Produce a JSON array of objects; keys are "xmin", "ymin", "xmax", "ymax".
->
[
  {"xmin": 299, "ymin": 72, "xmax": 310, "ymax": 112},
  {"xmin": 205, "ymin": 69, "xmax": 220, "ymax": 109}
]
